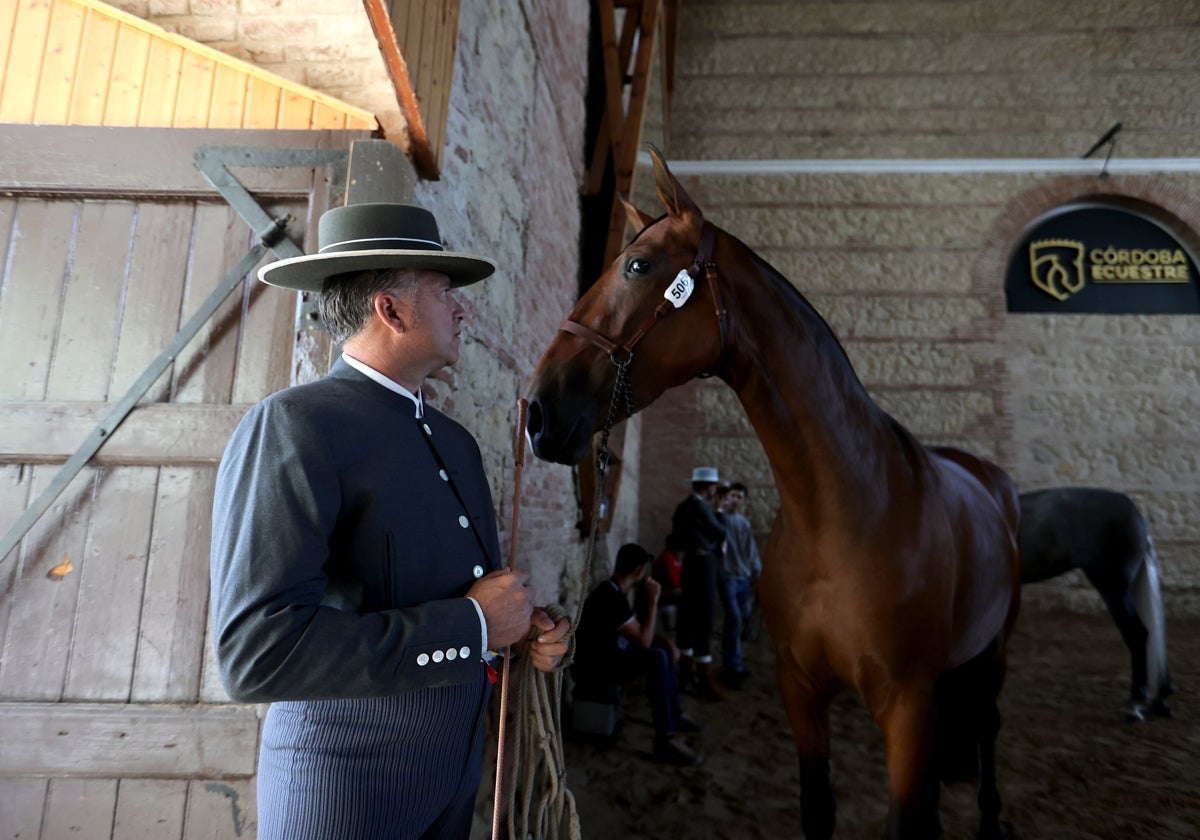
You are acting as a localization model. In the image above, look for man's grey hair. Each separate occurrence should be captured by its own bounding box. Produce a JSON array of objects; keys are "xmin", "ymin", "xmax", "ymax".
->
[{"xmin": 317, "ymin": 267, "xmax": 425, "ymax": 344}]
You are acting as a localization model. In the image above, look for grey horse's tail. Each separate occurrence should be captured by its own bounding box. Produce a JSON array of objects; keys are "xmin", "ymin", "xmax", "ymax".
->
[{"xmin": 1133, "ymin": 535, "xmax": 1173, "ymax": 701}]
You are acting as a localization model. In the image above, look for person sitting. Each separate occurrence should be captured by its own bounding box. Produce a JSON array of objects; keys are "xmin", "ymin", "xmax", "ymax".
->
[{"xmin": 573, "ymin": 543, "xmax": 705, "ymax": 765}]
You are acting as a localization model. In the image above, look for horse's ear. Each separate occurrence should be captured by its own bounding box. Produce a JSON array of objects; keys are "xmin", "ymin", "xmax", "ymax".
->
[
  {"xmin": 619, "ymin": 195, "xmax": 654, "ymax": 233},
  {"xmin": 647, "ymin": 143, "xmax": 700, "ymax": 221}
]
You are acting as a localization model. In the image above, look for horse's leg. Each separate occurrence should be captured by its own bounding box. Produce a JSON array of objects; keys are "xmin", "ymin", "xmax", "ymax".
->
[
  {"xmin": 1088, "ymin": 580, "xmax": 1150, "ymax": 719},
  {"xmin": 972, "ymin": 645, "xmax": 1007, "ymax": 840},
  {"xmin": 878, "ymin": 687, "xmax": 941, "ymax": 840},
  {"xmin": 777, "ymin": 666, "xmax": 835, "ymax": 840}
]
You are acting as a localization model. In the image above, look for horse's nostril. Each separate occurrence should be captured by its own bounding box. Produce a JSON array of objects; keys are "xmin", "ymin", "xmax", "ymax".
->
[{"xmin": 525, "ymin": 399, "xmax": 544, "ymax": 439}]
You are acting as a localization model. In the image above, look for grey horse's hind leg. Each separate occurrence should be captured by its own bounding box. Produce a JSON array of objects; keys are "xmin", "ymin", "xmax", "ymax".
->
[{"xmin": 1091, "ymin": 585, "xmax": 1151, "ymax": 720}]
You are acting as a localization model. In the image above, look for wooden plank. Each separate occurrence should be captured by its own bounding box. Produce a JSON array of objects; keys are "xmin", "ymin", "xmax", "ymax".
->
[
  {"xmin": 68, "ymin": 8, "xmax": 119, "ymax": 125},
  {"xmin": 243, "ymin": 75, "xmax": 281, "ymax": 130},
  {"xmin": 232, "ymin": 272, "xmax": 300, "ymax": 401},
  {"xmin": 132, "ymin": 467, "xmax": 216, "ymax": 702},
  {"xmin": 199, "ymin": 611, "xmax": 228, "ymax": 703},
  {"xmin": 0, "ymin": 778, "xmax": 47, "ymax": 838},
  {"xmin": 0, "ymin": 702, "xmax": 260, "ymax": 777},
  {"xmin": 0, "ymin": 0, "xmax": 18, "ymax": 104},
  {"xmin": 42, "ymin": 778, "xmax": 118, "ymax": 838},
  {"xmin": 0, "ymin": 0, "xmax": 52, "ymax": 123},
  {"xmin": 113, "ymin": 779, "xmax": 187, "ymax": 840},
  {"xmin": 0, "ymin": 125, "xmax": 367, "ymax": 196},
  {"xmin": 173, "ymin": 203, "xmax": 251, "ymax": 405},
  {"xmin": 0, "ymin": 466, "xmax": 34, "ymax": 696},
  {"xmin": 426, "ymin": 0, "xmax": 461, "ymax": 170},
  {"xmin": 0, "ymin": 466, "xmax": 96, "ymax": 700},
  {"xmin": 311, "ymin": 101, "xmax": 347, "ymax": 130},
  {"xmin": 64, "ymin": 466, "xmax": 158, "ymax": 701},
  {"xmin": 232, "ymin": 196, "xmax": 310, "ymax": 401},
  {"xmin": 104, "ymin": 23, "xmax": 153, "ymax": 126},
  {"xmin": 34, "ymin": 0, "xmax": 88, "ymax": 125},
  {"xmin": 45, "ymin": 200, "xmax": 136, "ymax": 401},
  {"xmin": 0, "ymin": 199, "xmax": 78, "ymax": 401},
  {"xmin": 0, "ymin": 402, "xmax": 251, "ymax": 466},
  {"xmin": 108, "ymin": 202, "xmax": 193, "ymax": 401},
  {"xmin": 174, "ymin": 55, "xmax": 216, "ymax": 128},
  {"xmin": 277, "ymin": 89, "xmax": 314, "ymax": 129},
  {"xmin": 184, "ymin": 778, "xmax": 258, "ymax": 840},
  {"xmin": 208, "ymin": 63, "xmax": 248, "ymax": 129},
  {"xmin": 138, "ymin": 38, "xmax": 184, "ymax": 127}
]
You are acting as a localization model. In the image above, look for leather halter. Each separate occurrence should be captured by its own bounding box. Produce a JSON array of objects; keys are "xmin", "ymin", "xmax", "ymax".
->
[{"xmin": 559, "ymin": 221, "xmax": 729, "ymax": 367}]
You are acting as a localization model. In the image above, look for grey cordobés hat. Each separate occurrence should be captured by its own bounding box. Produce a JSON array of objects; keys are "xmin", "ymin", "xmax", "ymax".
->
[{"xmin": 258, "ymin": 202, "xmax": 497, "ymax": 292}]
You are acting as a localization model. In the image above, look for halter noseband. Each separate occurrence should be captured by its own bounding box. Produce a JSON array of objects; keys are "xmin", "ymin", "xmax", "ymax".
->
[{"xmin": 559, "ymin": 221, "xmax": 729, "ymax": 367}]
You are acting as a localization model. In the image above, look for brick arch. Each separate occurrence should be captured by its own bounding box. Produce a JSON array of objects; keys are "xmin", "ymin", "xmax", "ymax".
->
[{"xmin": 976, "ymin": 174, "xmax": 1200, "ymax": 300}]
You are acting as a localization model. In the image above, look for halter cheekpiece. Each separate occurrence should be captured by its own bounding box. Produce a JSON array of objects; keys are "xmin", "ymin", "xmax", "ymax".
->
[{"xmin": 558, "ymin": 221, "xmax": 729, "ymax": 367}]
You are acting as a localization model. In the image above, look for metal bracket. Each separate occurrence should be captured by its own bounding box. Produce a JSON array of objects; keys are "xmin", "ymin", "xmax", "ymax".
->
[{"xmin": 193, "ymin": 145, "xmax": 350, "ymax": 332}]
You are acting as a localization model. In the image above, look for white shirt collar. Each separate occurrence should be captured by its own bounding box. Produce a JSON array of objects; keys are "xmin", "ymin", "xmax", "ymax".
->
[{"xmin": 341, "ymin": 353, "xmax": 424, "ymax": 418}]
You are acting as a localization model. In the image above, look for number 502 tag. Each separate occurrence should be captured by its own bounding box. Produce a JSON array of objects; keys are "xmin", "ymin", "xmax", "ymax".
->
[{"xmin": 663, "ymin": 269, "xmax": 695, "ymax": 308}]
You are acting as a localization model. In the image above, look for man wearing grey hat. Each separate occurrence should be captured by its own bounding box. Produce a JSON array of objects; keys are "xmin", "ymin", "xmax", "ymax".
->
[
  {"xmin": 669, "ymin": 466, "xmax": 728, "ymax": 701},
  {"xmin": 209, "ymin": 203, "xmax": 571, "ymax": 839}
]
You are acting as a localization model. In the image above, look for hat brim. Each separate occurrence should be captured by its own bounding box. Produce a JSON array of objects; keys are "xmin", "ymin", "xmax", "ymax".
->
[{"xmin": 257, "ymin": 249, "xmax": 497, "ymax": 292}]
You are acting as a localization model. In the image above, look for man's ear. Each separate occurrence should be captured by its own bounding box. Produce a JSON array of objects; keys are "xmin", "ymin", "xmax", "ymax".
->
[{"xmin": 374, "ymin": 289, "xmax": 412, "ymax": 334}]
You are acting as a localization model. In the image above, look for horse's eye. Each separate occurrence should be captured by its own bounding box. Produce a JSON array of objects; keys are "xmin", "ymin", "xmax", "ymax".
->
[{"xmin": 624, "ymin": 257, "xmax": 652, "ymax": 277}]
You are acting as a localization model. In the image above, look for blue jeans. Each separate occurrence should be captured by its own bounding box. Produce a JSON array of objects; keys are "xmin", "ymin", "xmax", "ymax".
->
[{"xmin": 718, "ymin": 576, "xmax": 752, "ymax": 673}]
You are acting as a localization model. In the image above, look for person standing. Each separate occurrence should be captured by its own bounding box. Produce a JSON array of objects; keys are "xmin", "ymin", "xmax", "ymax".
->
[
  {"xmin": 209, "ymin": 202, "xmax": 571, "ymax": 840},
  {"xmin": 716, "ymin": 482, "xmax": 762, "ymax": 689},
  {"xmin": 669, "ymin": 466, "xmax": 727, "ymax": 701}
]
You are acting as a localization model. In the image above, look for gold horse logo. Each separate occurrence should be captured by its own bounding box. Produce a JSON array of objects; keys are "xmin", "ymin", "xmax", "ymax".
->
[{"xmin": 1029, "ymin": 239, "xmax": 1086, "ymax": 301}]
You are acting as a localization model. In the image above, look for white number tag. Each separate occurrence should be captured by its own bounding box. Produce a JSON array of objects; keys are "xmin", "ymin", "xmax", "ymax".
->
[{"xmin": 663, "ymin": 269, "xmax": 695, "ymax": 308}]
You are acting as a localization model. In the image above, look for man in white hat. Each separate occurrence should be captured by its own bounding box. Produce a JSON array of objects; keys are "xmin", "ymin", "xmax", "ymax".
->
[
  {"xmin": 668, "ymin": 466, "xmax": 728, "ymax": 701},
  {"xmin": 210, "ymin": 202, "xmax": 571, "ymax": 839}
]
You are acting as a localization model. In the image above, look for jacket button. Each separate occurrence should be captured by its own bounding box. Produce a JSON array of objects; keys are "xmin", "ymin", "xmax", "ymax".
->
[
  {"xmin": 458, "ymin": 515, "xmax": 469, "ymax": 528},
  {"xmin": 432, "ymin": 650, "xmax": 445, "ymax": 663},
  {"xmin": 459, "ymin": 646, "xmax": 471, "ymax": 659},
  {"xmin": 472, "ymin": 565, "xmax": 484, "ymax": 578},
  {"xmin": 422, "ymin": 423, "xmax": 433, "ymax": 436},
  {"xmin": 417, "ymin": 653, "xmax": 430, "ymax": 666},
  {"xmin": 439, "ymin": 469, "xmax": 449, "ymax": 481},
  {"xmin": 446, "ymin": 647, "xmax": 458, "ymax": 661}
]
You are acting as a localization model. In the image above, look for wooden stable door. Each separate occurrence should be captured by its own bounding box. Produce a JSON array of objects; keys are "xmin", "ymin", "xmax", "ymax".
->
[{"xmin": 0, "ymin": 124, "xmax": 366, "ymax": 839}]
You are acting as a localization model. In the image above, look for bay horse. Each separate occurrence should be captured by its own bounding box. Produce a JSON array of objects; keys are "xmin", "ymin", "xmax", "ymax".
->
[
  {"xmin": 1019, "ymin": 486, "xmax": 1173, "ymax": 720},
  {"xmin": 525, "ymin": 148, "xmax": 1021, "ymax": 839}
]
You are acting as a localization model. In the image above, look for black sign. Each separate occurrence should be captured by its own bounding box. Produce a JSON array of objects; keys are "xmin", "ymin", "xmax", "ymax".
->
[{"xmin": 1005, "ymin": 203, "xmax": 1200, "ymax": 313}]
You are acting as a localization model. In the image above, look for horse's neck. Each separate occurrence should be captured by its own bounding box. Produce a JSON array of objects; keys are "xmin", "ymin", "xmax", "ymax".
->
[{"xmin": 723, "ymin": 257, "xmax": 903, "ymax": 518}]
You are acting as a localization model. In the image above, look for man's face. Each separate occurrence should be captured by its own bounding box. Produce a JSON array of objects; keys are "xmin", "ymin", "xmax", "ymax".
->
[
  {"xmin": 724, "ymin": 489, "xmax": 745, "ymax": 512},
  {"xmin": 405, "ymin": 272, "xmax": 464, "ymax": 371}
]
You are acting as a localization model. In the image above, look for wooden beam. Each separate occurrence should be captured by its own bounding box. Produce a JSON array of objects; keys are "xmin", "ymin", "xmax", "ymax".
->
[
  {"xmin": 362, "ymin": 0, "xmax": 439, "ymax": 180},
  {"xmin": 0, "ymin": 403, "xmax": 251, "ymax": 466},
  {"xmin": 0, "ymin": 702, "xmax": 259, "ymax": 778}
]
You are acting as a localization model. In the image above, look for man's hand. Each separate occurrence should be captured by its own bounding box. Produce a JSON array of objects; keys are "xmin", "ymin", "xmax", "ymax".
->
[
  {"xmin": 517, "ymin": 608, "xmax": 571, "ymax": 673},
  {"xmin": 468, "ymin": 569, "xmax": 534, "ymax": 649},
  {"xmin": 643, "ymin": 576, "xmax": 662, "ymax": 603}
]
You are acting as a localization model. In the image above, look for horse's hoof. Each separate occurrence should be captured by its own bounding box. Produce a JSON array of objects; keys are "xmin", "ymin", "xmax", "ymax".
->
[
  {"xmin": 1119, "ymin": 702, "xmax": 1147, "ymax": 723},
  {"xmin": 1149, "ymin": 698, "xmax": 1173, "ymax": 718}
]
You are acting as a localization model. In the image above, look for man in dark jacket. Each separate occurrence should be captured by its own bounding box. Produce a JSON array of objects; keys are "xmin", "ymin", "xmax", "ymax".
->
[
  {"xmin": 670, "ymin": 466, "xmax": 728, "ymax": 701},
  {"xmin": 210, "ymin": 202, "xmax": 571, "ymax": 839}
]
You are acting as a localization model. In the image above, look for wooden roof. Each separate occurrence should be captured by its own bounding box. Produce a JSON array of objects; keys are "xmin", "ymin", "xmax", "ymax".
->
[{"xmin": 0, "ymin": 0, "xmax": 378, "ymax": 131}]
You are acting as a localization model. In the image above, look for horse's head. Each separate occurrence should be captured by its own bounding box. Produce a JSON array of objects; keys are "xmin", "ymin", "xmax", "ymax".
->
[{"xmin": 525, "ymin": 148, "xmax": 728, "ymax": 465}]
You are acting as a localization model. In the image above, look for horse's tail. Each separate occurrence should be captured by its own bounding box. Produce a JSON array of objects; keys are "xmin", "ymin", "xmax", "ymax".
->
[{"xmin": 1133, "ymin": 535, "xmax": 1173, "ymax": 701}]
